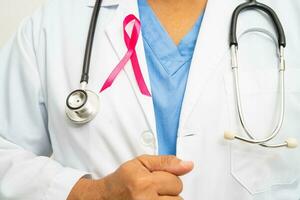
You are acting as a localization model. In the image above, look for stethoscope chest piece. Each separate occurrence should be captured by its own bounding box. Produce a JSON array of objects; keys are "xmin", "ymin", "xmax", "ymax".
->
[{"xmin": 66, "ymin": 89, "xmax": 99, "ymax": 124}]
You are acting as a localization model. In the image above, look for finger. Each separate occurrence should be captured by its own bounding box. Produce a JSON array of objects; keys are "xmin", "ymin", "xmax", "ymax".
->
[
  {"xmin": 137, "ymin": 155, "xmax": 194, "ymax": 176},
  {"xmin": 158, "ymin": 196, "xmax": 183, "ymax": 200},
  {"xmin": 152, "ymin": 171, "xmax": 183, "ymax": 196}
]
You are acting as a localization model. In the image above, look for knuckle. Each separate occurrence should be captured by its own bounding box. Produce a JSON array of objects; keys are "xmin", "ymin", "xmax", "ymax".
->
[
  {"xmin": 161, "ymin": 155, "xmax": 177, "ymax": 166},
  {"xmin": 118, "ymin": 162, "xmax": 130, "ymax": 173},
  {"xmin": 137, "ymin": 154, "xmax": 150, "ymax": 162},
  {"xmin": 136, "ymin": 154, "xmax": 152, "ymax": 167},
  {"xmin": 119, "ymin": 159, "xmax": 141, "ymax": 174}
]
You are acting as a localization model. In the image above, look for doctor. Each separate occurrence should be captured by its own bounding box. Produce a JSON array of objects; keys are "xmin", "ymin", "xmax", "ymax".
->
[{"xmin": 0, "ymin": 0, "xmax": 300, "ymax": 199}]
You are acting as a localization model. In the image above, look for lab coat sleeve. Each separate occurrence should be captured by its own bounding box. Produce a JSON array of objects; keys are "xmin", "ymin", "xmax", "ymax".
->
[{"xmin": 0, "ymin": 14, "xmax": 88, "ymax": 200}]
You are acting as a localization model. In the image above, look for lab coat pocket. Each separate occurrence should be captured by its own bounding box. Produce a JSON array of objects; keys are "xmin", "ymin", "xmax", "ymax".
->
[{"xmin": 223, "ymin": 68, "xmax": 300, "ymax": 195}]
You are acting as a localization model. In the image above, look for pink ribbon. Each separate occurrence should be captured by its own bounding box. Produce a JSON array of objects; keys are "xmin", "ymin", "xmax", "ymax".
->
[{"xmin": 100, "ymin": 14, "xmax": 151, "ymax": 97}]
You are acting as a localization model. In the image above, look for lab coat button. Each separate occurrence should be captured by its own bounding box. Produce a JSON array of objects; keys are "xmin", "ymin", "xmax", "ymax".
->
[{"xmin": 141, "ymin": 131, "xmax": 155, "ymax": 146}]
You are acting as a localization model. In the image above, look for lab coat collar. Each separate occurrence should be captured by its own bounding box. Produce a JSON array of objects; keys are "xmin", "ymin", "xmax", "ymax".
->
[
  {"xmin": 178, "ymin": 0, "xmax": 239, "ymax": 134},
  {"xmin": 86, "ymin": 0, "xmax": 119, "ymax": 7}
]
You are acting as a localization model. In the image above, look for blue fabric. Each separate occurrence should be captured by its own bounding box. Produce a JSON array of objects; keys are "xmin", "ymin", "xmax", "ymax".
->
[{"xmin": 138, "ymin": 0, "xmax": 204, "ymax": 155}]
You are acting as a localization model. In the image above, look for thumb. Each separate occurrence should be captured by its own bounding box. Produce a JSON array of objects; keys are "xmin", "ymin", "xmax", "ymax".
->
[{"xmin": 137, "ymin": 155, "xmax": 194, "ymax": 176}]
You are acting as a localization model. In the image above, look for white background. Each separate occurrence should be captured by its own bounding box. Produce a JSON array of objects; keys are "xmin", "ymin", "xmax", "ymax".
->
[{"xmin": 0, "ymin": 0, "xmax": 46, "ymax": 47}]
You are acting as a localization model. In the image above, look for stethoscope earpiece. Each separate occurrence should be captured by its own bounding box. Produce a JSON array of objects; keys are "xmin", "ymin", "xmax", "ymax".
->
[
  {"xmin": 224, "ymin": 131, "xmax": 236, "ymax": 140},
  {"xmin": 285, "ymin": 138, "xmax": 299, "ymax": 149}
]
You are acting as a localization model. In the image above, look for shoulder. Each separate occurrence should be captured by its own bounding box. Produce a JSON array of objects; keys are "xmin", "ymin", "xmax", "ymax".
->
[
  {"xmin": 30, "ymin": 0, "xmax": 88, "ymax": 25},
  {"xmin": 23, "ymin": 0, "xmax": 91, "ymax": 47}
]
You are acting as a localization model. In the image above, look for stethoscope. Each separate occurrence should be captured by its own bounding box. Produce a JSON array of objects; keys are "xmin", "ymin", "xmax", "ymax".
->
[
  {"xmin": 65, "ymin": 0, "xmax": 298, "ymax": 148},
  {"xmin": 65, "ymin": 0, "xmax": 102, "ymax": 124},
  {"xmin": 224, "ymin": 0, "xmax": 298, "ymax": 148}
]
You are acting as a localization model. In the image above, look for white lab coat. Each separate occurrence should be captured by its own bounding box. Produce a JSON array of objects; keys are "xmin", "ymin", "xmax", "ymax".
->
[{"xmin": 0, "ymin": 0, "xmax": 300, "ymax": 199}]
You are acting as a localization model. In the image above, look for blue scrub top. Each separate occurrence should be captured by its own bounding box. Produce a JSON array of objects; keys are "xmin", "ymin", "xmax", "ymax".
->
[{"xmin": 138, "ymin": 0, "xmax": 204, "ymax": 155}]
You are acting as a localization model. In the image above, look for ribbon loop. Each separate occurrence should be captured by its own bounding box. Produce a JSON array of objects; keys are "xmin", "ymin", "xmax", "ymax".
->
[{"xmin": 100, "ymin": 14, "xmax": 151, "ymax": 97}]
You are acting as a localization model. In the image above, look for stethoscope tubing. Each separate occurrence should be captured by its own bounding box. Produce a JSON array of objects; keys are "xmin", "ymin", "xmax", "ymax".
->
[
  {"xmin": 81, "ymin": 0, "xmax": 103, "ymax": 84},
  {"xmin": 229, "ymin": 0, "xmax": 286, "ymax": 48}
]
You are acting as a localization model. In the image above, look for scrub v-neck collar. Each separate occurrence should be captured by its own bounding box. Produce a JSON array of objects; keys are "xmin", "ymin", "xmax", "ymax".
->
[{"xmin": 138, "ymin": 0, "xmax": 204, "ymax": 76}]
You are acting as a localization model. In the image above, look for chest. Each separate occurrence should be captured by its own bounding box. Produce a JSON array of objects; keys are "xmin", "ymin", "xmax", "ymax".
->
[{"xmin": 146, "ymin": 0, "xmax": 207, "ymax": 45}]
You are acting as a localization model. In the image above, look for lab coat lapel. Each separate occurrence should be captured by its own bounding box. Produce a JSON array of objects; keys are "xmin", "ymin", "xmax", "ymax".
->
[
  {"xmin": 101, "ymin": 0, "xmax": 157, "ymax": 137},
  {"xmin": 179, "ymin": 0, "xmax": 237, "ymax": 133}
]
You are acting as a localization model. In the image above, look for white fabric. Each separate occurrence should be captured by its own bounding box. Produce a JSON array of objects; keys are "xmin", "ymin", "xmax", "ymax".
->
[{"xmin": 0, "ymin": 0, "xmax": 300, "ymax": 199}]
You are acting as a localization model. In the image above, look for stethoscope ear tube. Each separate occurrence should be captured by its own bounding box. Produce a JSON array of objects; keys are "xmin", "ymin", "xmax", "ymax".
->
[
  {"xmin": 225, "ymin": 44, "xmax": 298, "ymax": 148},
  {"xmin": 229, "ymin": 0, "xmax": 286, "ymax": 48}
]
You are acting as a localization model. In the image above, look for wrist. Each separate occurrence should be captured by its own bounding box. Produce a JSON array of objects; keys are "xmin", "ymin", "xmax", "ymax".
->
[{"xmin": 67, "ymin": 177, "xmax": 105, "ymax": 200}]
